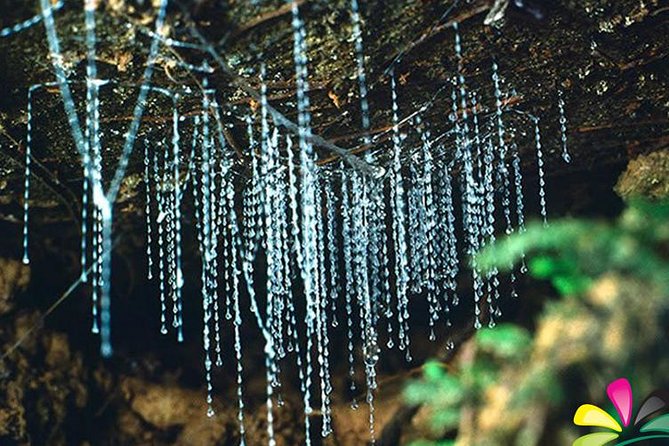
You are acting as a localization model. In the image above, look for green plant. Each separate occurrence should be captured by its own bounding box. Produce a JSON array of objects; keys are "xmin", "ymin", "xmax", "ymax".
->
[
  {"xmin": 405, "ymin": 200, "xmax": 669, "ymax": 446},
  {"xmin": 475, "ymin": 199, "xmax": 669, "ymax": 295}
]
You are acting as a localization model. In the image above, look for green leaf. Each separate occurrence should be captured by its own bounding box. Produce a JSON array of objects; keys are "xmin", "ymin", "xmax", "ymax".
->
[
  {"xmin": 640, "ymin": 413, "xmax": 669, "ymax": 433},
  {"xmin": 464, "ymin": 359, "xmax": 499, "ymax": 391},
  {"xmin": 404, "ymin": 381, "xmax": 436, "ymax": 405},
  {"xmin": 404, "ymin": 373, "xmax": 464, "ymax": 406},
  {"xmin": 552, "ymin": 274, "xmax": 591, "ymax": 295},
  {"xmin": 529, "ymin": 255, "xmax": 558, "ymax": 278},
  {"xmin": 424, "ymin": 360, "xmax": 445, "ymax": 381},
  {"xmin": 572, "ymin": 432, "xmax": 619, "ymax": 446},
  {"xmin": 476, "ymin": 324, "xmax": 532, "ymax": 359},
  {"xmin": 408, "ymin": 440, "xmax": 438, "ymax": 446},
  {"xmin": 430, "ymin": 409, "xmax": 460, "ymax": 431}
]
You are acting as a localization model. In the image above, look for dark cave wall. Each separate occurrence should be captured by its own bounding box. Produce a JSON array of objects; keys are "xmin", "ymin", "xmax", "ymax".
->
[{"xmin": 0, "ymin": 0, "xmax": 667, "ymax": 444}]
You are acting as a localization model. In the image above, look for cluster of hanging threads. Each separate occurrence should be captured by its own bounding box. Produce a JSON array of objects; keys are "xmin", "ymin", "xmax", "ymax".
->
[
  {"xmin": 19, "ymin": 1, "xmax": 577, "ymax": 445},
  {"xmin": 36, "ymin": 0, "xmax": 169, "ymax": 356}
]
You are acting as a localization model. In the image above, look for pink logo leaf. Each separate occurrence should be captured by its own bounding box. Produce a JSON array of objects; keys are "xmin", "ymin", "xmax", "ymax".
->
[{"xmin": 607, "ymin": 378, "xmax": 633, "ymax": 427}]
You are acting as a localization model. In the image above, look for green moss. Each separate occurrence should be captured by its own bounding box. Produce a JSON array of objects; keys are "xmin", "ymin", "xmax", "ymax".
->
[{"xmin": 616, "ymin": 151, "xmax": 669, "ymax": 200}]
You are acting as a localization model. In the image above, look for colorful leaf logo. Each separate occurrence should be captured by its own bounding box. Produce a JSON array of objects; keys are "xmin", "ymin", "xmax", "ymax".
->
[
  {"xmin": 608, "ymin": 378, "xmax": 633, "ymax": 428},
  {"xmin": 573, "ymin": 378, "xmax": 669, "ymax": 445}
]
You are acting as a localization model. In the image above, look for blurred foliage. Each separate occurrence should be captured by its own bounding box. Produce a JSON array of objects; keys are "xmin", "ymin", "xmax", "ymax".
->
[
  {"xmin": 476, "ymin": 199, "xmax": 669, "ymax": 295},
  {"xmin": 404, "ymin": 200, "xmax": 669, "ymax": 446}
]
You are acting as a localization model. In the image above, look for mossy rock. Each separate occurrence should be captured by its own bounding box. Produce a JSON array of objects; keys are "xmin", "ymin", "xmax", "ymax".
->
[{"xmin": 616, "ymin": 151, "xmax": 669, "ymax": 200}]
